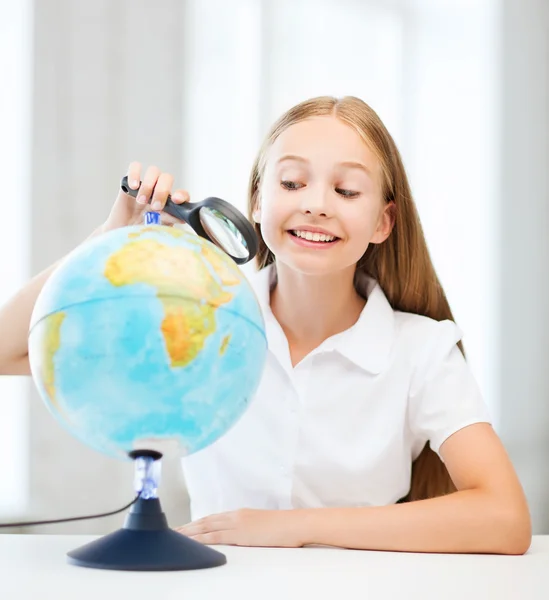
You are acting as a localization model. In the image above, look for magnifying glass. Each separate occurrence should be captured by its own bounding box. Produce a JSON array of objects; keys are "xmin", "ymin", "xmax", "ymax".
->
[{"xmin": 120, "ymin": 176, "xmax": 258, "ymax": 265}]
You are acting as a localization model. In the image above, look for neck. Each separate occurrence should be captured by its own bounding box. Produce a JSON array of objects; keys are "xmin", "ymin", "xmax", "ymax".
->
[{"xmin": 270, "ymin": 262, "xmax": 366, "ymax": 355}]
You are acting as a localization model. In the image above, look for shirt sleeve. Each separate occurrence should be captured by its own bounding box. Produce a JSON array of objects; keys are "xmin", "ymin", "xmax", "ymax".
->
[{"xmin": 408, "ymin": 319, "xmax": 492, "ymax": 459}]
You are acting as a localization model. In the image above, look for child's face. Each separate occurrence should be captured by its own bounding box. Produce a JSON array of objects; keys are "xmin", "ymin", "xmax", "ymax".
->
[{"xmin": 255, "ymin": 116, "xmax": 394, "ymax": 276}]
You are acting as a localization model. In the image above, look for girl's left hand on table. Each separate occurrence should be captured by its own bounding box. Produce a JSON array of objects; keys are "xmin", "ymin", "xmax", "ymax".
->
[{"xmin": 176, "ymin": 508, "xmax": 307, "ymax": 548}]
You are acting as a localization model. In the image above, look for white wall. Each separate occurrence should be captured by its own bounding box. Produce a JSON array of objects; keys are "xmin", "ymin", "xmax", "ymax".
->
[
  {"xmin": 259, "ymin": 0, "xmax": 405, "ymax": 139},
  {"xmin": 403, "ymin": 1, "xmax": 500, "ymax": 423},
  {"xmin": 181, "ymin": 0, "xmax": 264, "ymax": 216},
  {"xmin": 498, "ymin": 0, "xmax": 549, "ymax": 533},
  {"xmin": 0, "ymin": 0, "xmax": 32, "ymax": 518}
]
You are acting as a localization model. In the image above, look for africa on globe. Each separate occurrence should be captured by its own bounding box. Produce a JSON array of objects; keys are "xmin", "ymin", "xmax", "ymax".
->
[{"xmin": 28, "ymin": 224, "xmax": 267, "ymax": 460}]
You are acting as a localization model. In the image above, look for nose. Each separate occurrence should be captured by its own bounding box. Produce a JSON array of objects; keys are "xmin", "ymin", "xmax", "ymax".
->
[{"xmin": 300, "ymin": 186, "xmax": 331, "ymax": 217}]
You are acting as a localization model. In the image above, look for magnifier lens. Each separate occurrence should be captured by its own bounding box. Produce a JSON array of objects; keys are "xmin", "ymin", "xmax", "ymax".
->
[{"xmin": 199, "ymin": 207, "xmax": 249, "ymax": 260}]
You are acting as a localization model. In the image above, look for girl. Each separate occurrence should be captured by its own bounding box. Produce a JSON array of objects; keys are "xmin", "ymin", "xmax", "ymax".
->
[{"xmin": 0, "ymin": 96, "xmax": 531, "ymax": 554}]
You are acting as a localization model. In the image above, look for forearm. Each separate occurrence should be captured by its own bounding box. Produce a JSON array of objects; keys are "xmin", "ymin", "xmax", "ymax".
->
[
  {"xmin": 299, "ymin": 489, "xmax": 531, "ymax": 555},
  {"xmin": 0, "ymin": 262, "xmax": 60, "ymax": 369},
  {"xmin": 0, "ymin": 225, "xmax": 105, "ymax": 374}
]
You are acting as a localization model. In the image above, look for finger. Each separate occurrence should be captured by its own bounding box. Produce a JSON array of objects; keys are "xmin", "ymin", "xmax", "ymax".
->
[
  {"xmin": 126, "ymin": 162, "xmax": 142, "ymax": 190},
  {"xmin": 150, "ymin": 172, "xmax": 174, "ymax": 210},
  {"xmin": 161, "ymin": 215, "xmax": 195, "ymax": 229},
  {"xmin": 136, "ymin": 165, "xmax": 161, "ymax": 205},
  {"xmin": 177, "ymin": 515, "xmax": 227, "ymax": 536},
  {"xmin": 160, "ymin": 213, "xmax": 186, "ymax": 227},
  {"xmin": 178, "ymin": 522, "xmax": 212, "ymax": 536},
  {"xmin": 189, "ymin": 531, "xmax": 231, "ymax": 546},
  {"xmin": 171, "ymin": 188, "xmax": 190, "ymax": 204}
]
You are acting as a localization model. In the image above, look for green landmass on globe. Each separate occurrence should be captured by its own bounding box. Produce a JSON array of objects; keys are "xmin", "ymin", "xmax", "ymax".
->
[{"xmin": 29, "ymin": 224, "xmax": 267, "ymax": 459}]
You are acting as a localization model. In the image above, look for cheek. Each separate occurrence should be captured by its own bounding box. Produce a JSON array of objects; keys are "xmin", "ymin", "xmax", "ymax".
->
[
  {"xmin": 340, "ymin": 202, "xmax": 382, "ymax": 258},
  {"xmin": 343, "ymin": 202, "xmax": 379, "ymax": 238},
  {"xmin": 256, "ymin": 189, "xmax": 288, "ymax": 249},
  {"xmin": 257, "ymin": 188, "xmax": 286, "ymax": 229}
]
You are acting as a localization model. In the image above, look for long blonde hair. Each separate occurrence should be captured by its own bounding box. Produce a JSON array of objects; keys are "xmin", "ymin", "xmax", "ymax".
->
[{"xmin": 247, "ymin": 96, "xmax": 460, "ymax": 501}]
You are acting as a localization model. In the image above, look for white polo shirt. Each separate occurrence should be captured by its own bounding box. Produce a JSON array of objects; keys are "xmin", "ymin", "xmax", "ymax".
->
[{"xmin": 181, "ymin": 265, "xmax": 492, "ymax": 520}]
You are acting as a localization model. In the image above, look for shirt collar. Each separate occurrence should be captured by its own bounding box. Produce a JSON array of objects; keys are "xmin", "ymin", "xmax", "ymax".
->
[
  {"xmin": 245, "ymin": 264, "xmax": 395, "ymax": 375},
  {"xmin": 329, "ymin": 273, "xmax": 396, "ymax": 374}
]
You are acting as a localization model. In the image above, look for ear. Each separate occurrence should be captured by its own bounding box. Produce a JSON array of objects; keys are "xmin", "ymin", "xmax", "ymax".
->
[
  {"xmin": 252, "ymin": 196, "xmax": 261, "ymax": 223},
  {"xmin": 370, "ymin": 201, "xmax": 395, "ymax": 244}
]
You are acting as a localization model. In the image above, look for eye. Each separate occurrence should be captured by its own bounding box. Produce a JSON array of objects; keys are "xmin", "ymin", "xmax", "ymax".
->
[
  {"xmin": 335, "ymin": 187, "xmax": 360, "ymax": 198},
  {"xmin": 281, "ymin": 180, "xmax": 304, "ymax": 191}
]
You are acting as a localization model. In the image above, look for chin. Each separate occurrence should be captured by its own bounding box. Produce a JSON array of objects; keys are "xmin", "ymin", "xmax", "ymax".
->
[{"xmin": 275, "ymin": 252, "xmax": 357, "ymax": 278}]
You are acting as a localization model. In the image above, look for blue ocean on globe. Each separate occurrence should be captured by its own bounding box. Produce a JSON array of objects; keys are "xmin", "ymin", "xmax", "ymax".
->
[{"xmin": 28, "ymin": 224, "xmax": 267, "ymax": 460}]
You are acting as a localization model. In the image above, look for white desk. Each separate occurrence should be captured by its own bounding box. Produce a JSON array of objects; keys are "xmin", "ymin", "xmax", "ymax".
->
[{"xmin": 1, "ymin": 534, "xmax": 548, "ymax": 599}]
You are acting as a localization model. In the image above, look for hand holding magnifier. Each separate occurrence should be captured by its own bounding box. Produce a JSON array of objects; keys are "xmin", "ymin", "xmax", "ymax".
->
[{"xmin": 120, "ymin": 176, "xmax": 258, "ymax": 265}]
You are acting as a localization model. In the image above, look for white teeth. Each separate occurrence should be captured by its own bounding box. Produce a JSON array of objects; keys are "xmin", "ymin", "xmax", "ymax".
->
[{"xmin": 292, "ymin": 230, "xmax": 335, "ymax": 242}]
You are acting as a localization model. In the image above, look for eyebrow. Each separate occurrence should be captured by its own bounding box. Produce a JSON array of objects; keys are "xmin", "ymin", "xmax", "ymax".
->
[{"xmin": 276, "ymin": 154, "xmax": 372, "ymax": 176}]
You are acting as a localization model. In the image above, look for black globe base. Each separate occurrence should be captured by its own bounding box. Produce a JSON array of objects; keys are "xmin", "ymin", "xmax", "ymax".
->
[{"xmin": 66, "ymin": 496, "xmax": 226, "ymax": 571}]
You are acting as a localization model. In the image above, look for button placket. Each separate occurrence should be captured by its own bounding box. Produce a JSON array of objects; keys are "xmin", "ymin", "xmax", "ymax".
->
[
  {"xmin": 280, "ymin": 385, "xmax": 300, "ymax": 475},
  {"xmin": 280, "ymin": 360, "xmax": 314, "ymax": 507}
]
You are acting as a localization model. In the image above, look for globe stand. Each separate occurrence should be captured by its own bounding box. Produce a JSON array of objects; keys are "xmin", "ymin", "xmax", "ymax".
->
[{"xmin": 66, "ymin": 450, "xmax": 227, "ymax": 571}]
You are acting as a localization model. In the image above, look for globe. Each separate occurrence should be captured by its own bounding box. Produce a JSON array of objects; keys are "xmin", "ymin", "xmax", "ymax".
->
[{"xmin": 28, "ymin": 224, "xmax": 267, "ymax": 461}]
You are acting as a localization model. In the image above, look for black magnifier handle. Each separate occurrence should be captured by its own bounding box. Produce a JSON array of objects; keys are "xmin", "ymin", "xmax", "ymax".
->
[
  {"xmin": 120, "ymin": 176, "xmax": 258, "ymax": 264},
  {"xmin": 121, "ymin": 176, "xmax": 199, "ymax": 222}
]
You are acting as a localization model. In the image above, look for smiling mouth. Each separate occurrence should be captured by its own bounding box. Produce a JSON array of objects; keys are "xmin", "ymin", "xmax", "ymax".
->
[{"xmin": 289, "ymin": 229, "xmax": 340, "ymax": 243}]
